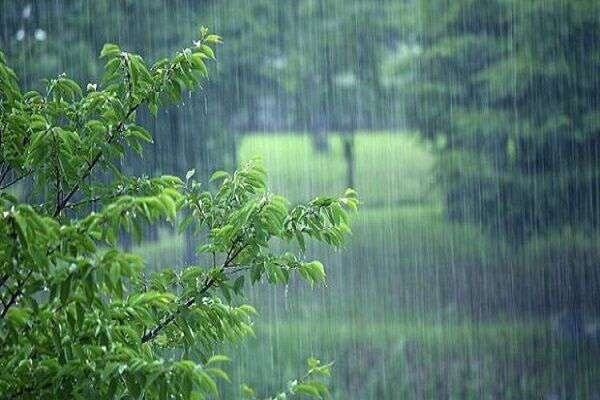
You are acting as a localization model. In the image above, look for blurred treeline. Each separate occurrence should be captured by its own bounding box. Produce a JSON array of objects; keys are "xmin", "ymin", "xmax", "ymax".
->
[
  {"xmin": 0, "ymin": 0, "xmax": 406, "ymax": 176},
  {"xmin": 400, "ymin": 1, "xmax": 600, "ymax": 241},
  {"xmin": 1, "ymin": 1, "xmax": 599, "ymax": 251}
]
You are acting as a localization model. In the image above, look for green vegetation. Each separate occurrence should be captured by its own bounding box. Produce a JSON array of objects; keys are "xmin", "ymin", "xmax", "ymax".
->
[
  {"xmin": 227, "ymin": 320, "xmax": 600, "ymax": 399},
  {"xmin": 0, "ymin": 31, "xmax": 359, "ymax": 398},
  {"xmin": 143, "ymin": 132, "xmax": 496, "ymax": 296},
  {"xmin": 230, "ymin": 132, "xmax": 599, "ymax": 397},
  {"xmin": 1, "ymin": 1, "xmax": 598, "ymax": 398},
  {"xmin": 401, "ymin": 0, "xmax": 600, "ymax": 240},
  {"xmin": 0, "ymin": 1, "xmax": 407, "ymax": 177},
  {"xmin": 238, "ymin": 132, "xmax": 437, "ymax": 206}
]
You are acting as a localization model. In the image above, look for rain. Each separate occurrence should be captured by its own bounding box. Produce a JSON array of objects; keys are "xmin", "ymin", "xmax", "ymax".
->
[{"xmin": 1, "ymin": 0, "xmax": 599, "ymax": 398}]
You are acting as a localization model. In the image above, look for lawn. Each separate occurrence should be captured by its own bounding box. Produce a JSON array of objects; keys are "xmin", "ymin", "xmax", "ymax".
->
[
  {"xmin": 223, "ymin": 320, "xmax": 600, "ymax": 399},
  {"xmin": 237, "ymin": 131, "xmax": 438, "ymax": 206}
]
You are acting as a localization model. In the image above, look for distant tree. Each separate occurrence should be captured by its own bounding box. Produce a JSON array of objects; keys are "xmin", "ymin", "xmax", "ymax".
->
[
  {"xmin": 277, "ymin": 1, "xmax": 404, "ymax": 151},
  {"xmin": 0, "ymin": 27, "xmax": 358, "ymax": 398},
  {"xmin": 403, "ymin": 0, "xmax": 600, "ymax": 239}
]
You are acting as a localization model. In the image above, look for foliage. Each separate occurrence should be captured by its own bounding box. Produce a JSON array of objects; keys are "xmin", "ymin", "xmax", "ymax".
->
[
  {"xmin": 0, "ymin": 27, "xmax": 358, "ymax": 398},
  {"xmin": 402, "ymin": 0, "xmax": 600, "ymax": 239},
  {"xmin": 228, "ymin": 320, "xmax": 600, "ymax": 399},
  {"xmin": 0, "ymin": 1, "xmax": 235, "ymax": 178}
]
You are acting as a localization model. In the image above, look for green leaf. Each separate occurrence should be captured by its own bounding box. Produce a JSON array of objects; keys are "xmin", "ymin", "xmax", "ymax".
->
[
  {"xmin": 302, "ymin": 261, "xmax": 326, "ymax": 285},
  {"xmin": 100, "ymin": 43, "xmax": 121, "ymax": 59},
  {"xmin": 200, "ymin": 44, "xmax": 215, "ymax": 60},
  {"xmin": 209, "ymin": 170, "xmax": 229, "ymax": 183},
  {"xmin": 294, "ymin": 383, "xmax": 321, "ymax": 398},
  {"xmin": 307, "ymin": 357, "xmax": 320, "ymax": 370},
  {"xmin": 241, "ymin": 384, "xmax": 256, "ymax": 398},
  {"xmin": 207, "ymin": 355, "xmax": 230, "ymax": 365}
]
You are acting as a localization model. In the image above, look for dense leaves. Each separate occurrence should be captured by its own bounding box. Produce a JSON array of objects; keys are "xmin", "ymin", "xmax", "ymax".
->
[
  {"xmin": 403, "ymin": 0, "xmax": 600, "ymax": 239},
  {"xmin": 0, "ymin": 27, "xmax": 357, "ymax": 399}
]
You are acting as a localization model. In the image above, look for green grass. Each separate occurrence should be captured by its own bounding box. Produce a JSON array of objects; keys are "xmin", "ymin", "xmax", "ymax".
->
[
  {"xmin": 238, "ymin": 131, "xmax": 438, "ymax": 206},
  {"xmin": 350, "ymin": 204, "xmax": 498, "ymax": 267},
  {"xmin": 223, "ymin": 320, "xmax": 600, "ymax": 399}
]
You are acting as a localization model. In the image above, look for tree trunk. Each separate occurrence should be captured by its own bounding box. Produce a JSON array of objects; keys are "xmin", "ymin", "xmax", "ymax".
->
[
  {"xmin": 312, "ymin": 127, "xmax": 329, "ymax": 153},
  {"xmin": 343, "ymin": 132, "xmax": 355, "ymax": 189}
]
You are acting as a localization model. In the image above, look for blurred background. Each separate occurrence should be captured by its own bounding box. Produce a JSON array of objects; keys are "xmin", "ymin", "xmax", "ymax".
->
[{"xmin": 2, "ymin": 1, "xmax": 600, "ymax": 398}]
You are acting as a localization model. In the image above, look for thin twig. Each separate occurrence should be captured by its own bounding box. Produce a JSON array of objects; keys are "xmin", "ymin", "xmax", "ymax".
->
[
  {"xmin": 141, "ymin": 279, "xmax": 212, "ymax": 343},
  {"xmin": 0, "ymin": 270, "xmax": 32, "ymax": 319},
  {"xmin": 0, "ymin": 273, "xmax": 8, "ymax": 289},
  {"xmin": 0, "ymin": 169, "xmax": 32, "ymax": 190},
  {"xmin": 63, "ymin": 188, "xmax": 126, "ymax": 210},
  {"xmin": 53, "ymin": 105, "xmax": 139, "ymax": 217},
  {"xmin": 141, "ymin": 243, "xmax": 248, "ymax": 344},
  {"xmin": 0, "ymin": 164, "xmax": 10, "ymax": 186}
]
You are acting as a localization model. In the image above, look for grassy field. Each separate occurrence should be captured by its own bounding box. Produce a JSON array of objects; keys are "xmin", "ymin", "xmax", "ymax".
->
[
  {"xmin": 222, "ymin": 320, "xmax": 600, "ymax": 399},
  {"xmin": 238, "ymin": 131, "xmax": 438, "ymax": 206},
  {"xmin": 140, "ymin": 130, "xmax": 490, "ymax": 270}
]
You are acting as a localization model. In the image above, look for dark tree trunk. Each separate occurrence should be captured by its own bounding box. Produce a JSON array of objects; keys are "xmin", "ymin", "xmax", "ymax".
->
[
  {"xmin": 312, "ymin": 127, "xmax": 329, "ymax": 153},
  {"xmin": 343, "ymin": 132, "xmax": 355, "ymax": 189}
]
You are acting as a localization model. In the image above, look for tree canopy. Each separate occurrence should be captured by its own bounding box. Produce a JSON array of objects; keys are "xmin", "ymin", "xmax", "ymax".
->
[{"xmin": 403, "ymin": 0, "xmax": 600, "ymax": 239}]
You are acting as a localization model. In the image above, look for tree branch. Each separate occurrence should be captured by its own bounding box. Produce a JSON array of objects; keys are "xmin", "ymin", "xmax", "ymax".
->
[
  {"xmin": 0, "ymin": 270, "xmax": 32, "ymax": 319},
  {"xmin": 0, "ymin": 169, "xmax": 32, "ymax": 190},
  {"xmin": 54, "ymin": 52, "xmax": 187, "ymax": 217},
  {"xmin": 141, "ymin": 278, "xmax": 212, "ymax": 344},
  {"xmin": 0, "ymin": 274, "xmax": 8, "ymax": 291},
  {"xmin": 53, "ymin": 105, "xmax": 139, "ymax": 217},
  {"xmin": 141, "ymin": 243, "xmax": 249, "ymax": 344},
  {"xmin": 141, "ymin": 199, "xmax": 270, "ymax": 342},
  {"xmin": 62, "ymin": 187, "xmax": 126, "ymax": 210},
  {"xmin": 0, "ymin": 164, "xmax": 10, "ymax": 186}
]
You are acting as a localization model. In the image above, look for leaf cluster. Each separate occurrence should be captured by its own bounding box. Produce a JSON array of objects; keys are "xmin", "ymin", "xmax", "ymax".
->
[{"xmin": 0, "ymin": 27, "xmax": 357, "ymax": 399}]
